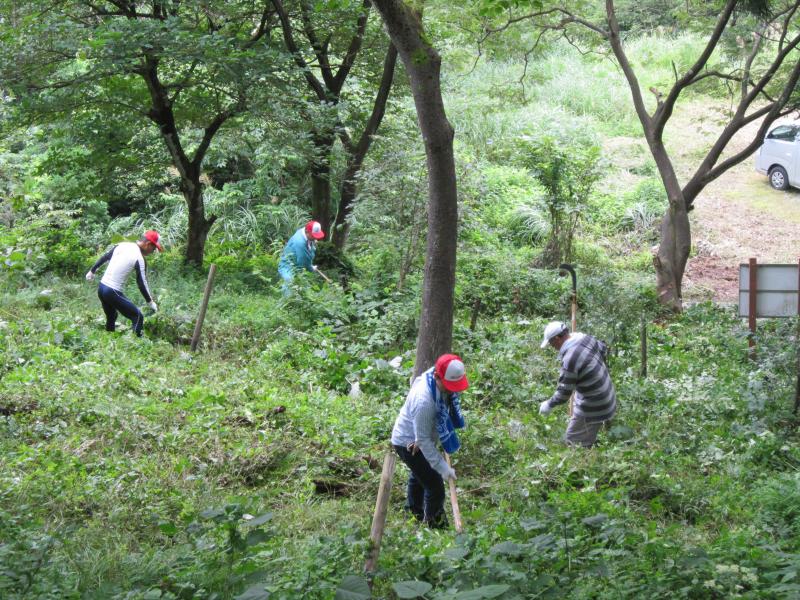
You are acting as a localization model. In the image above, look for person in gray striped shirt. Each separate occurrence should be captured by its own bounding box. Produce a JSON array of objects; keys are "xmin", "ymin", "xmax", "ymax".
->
[{"xmin": 539, "ymin": 321, "xmax": 617, "ymax": 447}]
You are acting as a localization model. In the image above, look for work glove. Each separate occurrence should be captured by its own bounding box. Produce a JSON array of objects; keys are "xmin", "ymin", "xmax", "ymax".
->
[
  {"xmin": 85, "ymin": 271, "xmax": 94, "ymax": 281},
  {"xmin": 148, "ymin": 301, "xmax": 158, "ymax": 312},
  {"xmin": 445, "ymin": 466, "xmax": 456, "ymax": 481},
  {"xmin": 539, "ymin": 400, "xmax": 553, "ymax": 416}
]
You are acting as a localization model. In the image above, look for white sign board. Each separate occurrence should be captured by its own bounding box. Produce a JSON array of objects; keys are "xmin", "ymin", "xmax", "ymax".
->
[{"xmin": 739, "ymin": 263, "xmax": 800, "ymax": 318}]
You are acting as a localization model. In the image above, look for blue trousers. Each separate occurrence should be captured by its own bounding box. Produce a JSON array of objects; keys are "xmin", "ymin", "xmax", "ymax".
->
[
  {"xmin": 393, "ymin": 445, "xmax": 447, "ymax": 529},
  {"xmin": 98, "ymin": 283, "xmax": 144, "ymax": 337}
]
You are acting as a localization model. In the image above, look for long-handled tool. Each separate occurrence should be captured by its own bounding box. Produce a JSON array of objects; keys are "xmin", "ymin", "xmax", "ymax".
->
[
  {"xmin": 364, "ymin": 451, "xmax": 396, "ymax": 573},
  {"xmin": 444, "ymin": 453, "xmax": 463, "ymax": 533},
  {"xmin": 314, "ymin": 267, "xmax": 332, "ymax": 284},
  {"xmin": 559, "ymin": 264, "xmax": 577, "ymax": 417}
]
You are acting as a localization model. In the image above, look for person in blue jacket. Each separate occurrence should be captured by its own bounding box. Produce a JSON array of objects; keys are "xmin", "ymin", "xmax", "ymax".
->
[{"xmin": 278, "ymin": 220, "xmax": 325, "ymax": 294}]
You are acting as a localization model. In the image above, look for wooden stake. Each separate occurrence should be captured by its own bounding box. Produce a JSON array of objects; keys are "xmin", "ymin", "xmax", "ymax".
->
[
  {"xmin": 364, "ymin": 451, "xmax": 396, "ymax": 573},
  {"xmin": 445, "ymin": 453, "xmax": 463, "ymax": 534},
  {"xmin": 640, "ymin": 313, "xmax": 647, "ymax": 379},
  {"xmin": 190, "ymin": 264, "xmax": 217, "ymax": 352},
  {"xmin": 568, "ymin": 289, "xmax": 577, "ymax": 418},
  {"xmin": 469, "ymin": 298, "xmax": 482, "ymax": 331},
  {"xmin": 748, "ymin": 257, "xmax": 757, "ymax": 360},
  {"xmin": 315, "ymin": 268, "xmax": 332, "ymax": 284}
]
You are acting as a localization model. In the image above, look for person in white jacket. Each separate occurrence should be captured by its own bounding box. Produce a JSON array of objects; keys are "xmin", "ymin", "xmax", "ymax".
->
[
  {"xmin": 86, "ymin": 230, "xmax": 161, "ymax": 337},
  {"xmin": 391, "ymin": 354, "xmax": 468, "ymax": 528}
]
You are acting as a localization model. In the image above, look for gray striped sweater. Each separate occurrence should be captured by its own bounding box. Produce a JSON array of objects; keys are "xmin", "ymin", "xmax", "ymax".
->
[{"xmin": 546, "ymin": 333, "xmax": 616, "ymax": 423}]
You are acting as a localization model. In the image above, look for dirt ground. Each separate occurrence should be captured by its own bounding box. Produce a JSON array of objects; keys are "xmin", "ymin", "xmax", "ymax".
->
[{"xmin": 661, "ymin": 104, "xmax": 800, "ymax": 303}]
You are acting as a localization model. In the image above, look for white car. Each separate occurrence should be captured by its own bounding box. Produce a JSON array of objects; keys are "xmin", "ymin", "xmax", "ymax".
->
[{"xmin": 755, "ymin": 123, "xmax": 800, "ymax": 190}]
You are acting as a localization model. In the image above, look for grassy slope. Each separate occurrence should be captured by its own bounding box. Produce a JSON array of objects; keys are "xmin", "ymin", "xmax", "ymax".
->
[{"xmin": 1, "ymin": 265, "xmax": 799, "ymax": 599}]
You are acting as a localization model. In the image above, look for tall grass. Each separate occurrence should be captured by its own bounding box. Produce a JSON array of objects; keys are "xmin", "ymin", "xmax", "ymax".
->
[{"xmin": 444, "ymin": 33, "xmax": 713, "ymax": 143}]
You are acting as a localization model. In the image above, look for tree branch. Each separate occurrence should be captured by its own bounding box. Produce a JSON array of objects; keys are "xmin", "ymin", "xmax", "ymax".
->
[
  {"xmin": 605, "ymin": 0, "xmax": 652, "ymax": 135},
  {"xmin": 271, "ymin": 0, "xmax": 327, "ymax": 100},
  {"xmin": 332, "ymin": 0, "xmax": 370, "ymax": 93},
  {"xmin": 653, "ymin": 0, "xmax": 737, "ymax": 137}
]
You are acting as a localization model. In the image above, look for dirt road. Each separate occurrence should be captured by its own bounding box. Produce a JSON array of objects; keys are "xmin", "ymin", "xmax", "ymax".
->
[{"xmin": 669, "ymin": 104, "xmax": 800, "ymax": 303}]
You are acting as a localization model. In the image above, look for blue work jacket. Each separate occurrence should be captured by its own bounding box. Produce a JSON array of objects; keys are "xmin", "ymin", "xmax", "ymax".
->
[{"xmin": 278, "ymin": 228, "xmax": 316, "ymax": 281}]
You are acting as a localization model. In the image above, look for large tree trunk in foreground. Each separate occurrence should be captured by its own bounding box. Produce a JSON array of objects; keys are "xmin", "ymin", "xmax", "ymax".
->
[{"xmin": 372, "ymin": 0, "xmax": 458, "ymax": 376}]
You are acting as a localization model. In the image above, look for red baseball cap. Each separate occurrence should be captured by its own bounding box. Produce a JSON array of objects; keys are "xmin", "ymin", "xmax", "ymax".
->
[
  {"xmin": 305, "ymin": 220, "xmax": 325, "ymax": 240},
  {"xmin": 144, "ymin": 230, "xmax": 163, "ymax": 252},
  {"xmin": 435, "ymin": 353, "xmax": 469, "ymax": 393}
]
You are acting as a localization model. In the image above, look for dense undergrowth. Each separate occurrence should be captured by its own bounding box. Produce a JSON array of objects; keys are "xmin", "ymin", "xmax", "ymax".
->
[{"xmin": 1, "ymin": 256, "xmax": 799, "ymax": 599}]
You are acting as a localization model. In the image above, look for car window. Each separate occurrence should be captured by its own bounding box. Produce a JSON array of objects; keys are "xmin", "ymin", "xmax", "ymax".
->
[{"xmin": 766, "ymin": 125, "xmax": 799, "ymax": 140}]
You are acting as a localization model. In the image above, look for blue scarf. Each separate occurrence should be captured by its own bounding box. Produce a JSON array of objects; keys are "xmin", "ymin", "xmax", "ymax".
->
[{"xmin": 427, "ymin": 369, "xmax": 465, "ymax": 454}]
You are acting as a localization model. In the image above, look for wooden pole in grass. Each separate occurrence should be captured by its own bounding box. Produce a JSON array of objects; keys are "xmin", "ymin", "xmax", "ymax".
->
[
  {"xmin": 190, "ymin": 264, "xmax": 217, "ymax": 352},
  {"xmin": 315, "ymin": 268, "xmax": 332, "ymax": 284},
  {"xmin": 364, "ymin": 451, "xmax": 396, "ymax": 574},
  {"xmin": 748, "ymin": 257, "xmax": 757, "ymax": 361},
  {"xmin": 445, "ymin": 453, "xmax": 463, "ymax": 533},
  {"xmin": 640, "ymin": 313, "xmax": 647, "ymax": 379}
]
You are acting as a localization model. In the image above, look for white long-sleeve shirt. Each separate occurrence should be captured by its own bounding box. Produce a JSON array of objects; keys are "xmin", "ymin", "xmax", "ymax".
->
[
  {"xmin": 391, "ymin": 369, "xmax": 451, "ymax": 478},
  {"xmin": 90, "ymin": 242, "xmax": 154, "ymax": 302}
]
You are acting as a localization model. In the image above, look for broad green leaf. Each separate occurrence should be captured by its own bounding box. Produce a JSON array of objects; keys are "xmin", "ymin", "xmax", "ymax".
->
[
  {"xmin": 235, "ymin": 583, "xmax": 270, "ymax": 600},
  {"xmin": 444, "ymin": 546, "xmax": 469, "ymax": 560},
  {"xmin": 455, "ymin": 584, "xmax": 511, "ymax": 600},
  {"xmin": 246, "ymin": 529, "xmax": 270, "ymax": 547},
  {"xmin": 246, "ymin": 512, "xmax": 274, "ymax": 527},
  {"xmin": 335, "ymin": 575, "xmax": 371, "ymax": 600},
  {"xmin": 489, "ymin": 541, "xmax": 524, "ymax": 557},
  {"xmin": 581, "ymin": 513, "xmax": 608, "ymax": 527},
  {"xmin": 393, "ymin": 580, "xmax": 433, "ymax": 599}
]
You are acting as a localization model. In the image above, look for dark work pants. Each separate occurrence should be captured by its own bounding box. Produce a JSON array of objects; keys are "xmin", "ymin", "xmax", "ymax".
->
[
  {"xmin": 98, "ymin": 283, "xmax": 144, "ymax": 337},
  {"xmin": 393, "ymin": 444, "xmax": 447, "ymax": 529}
]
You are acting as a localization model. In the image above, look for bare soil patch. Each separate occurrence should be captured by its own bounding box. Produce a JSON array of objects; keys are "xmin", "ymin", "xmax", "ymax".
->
[{"xmin": 667, "ymin": 103, "xmax": 800, "ymax": 302}]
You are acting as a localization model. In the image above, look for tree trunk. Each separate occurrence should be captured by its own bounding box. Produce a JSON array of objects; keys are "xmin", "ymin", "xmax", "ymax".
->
[
  {"xmin": 332, "ymin": 162, "xmax": 359, "ymax": 250},
  {"xmin": 654, "ymin": 202, "xmax": 690, "ymax": 311},
  {"xmin": 371, "ymin": 0, "xmax": 458, "ymax": 377},
  {"xmin": 310, "ymin": 132, "xmax": 334, "ymax": 234},
  {"xmin": 183, "ymin": 179, "xmax": 216, "ymax": 266},
  {"xmin": 331, "ymin": 44, "xmax": 398, "ymax": 251},
  {"xmin": 650, "ymin": 142, "xmax": 690, "ymax": 311}
]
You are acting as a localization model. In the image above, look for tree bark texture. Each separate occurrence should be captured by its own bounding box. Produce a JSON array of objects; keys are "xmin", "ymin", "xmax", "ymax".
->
[
  {"xmin": 310, "ymin": 132, "xmax": 335, "ymax": 234},
  {"xmin": 371, "ymin": 0, "xmax": 458, "ymax": 376}
]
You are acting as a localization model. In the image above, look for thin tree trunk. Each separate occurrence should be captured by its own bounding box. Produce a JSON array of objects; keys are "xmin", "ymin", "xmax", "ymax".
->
[
  {"xmin": 649, "ymin": 143, "xmax": 690, "ymax": 311},
  {"xmin": 310, "ymin": 132, "xmax": 334, "ymax": 234},
  {"xmin": 332, "ymin": 44, "xmax": 398, "ymax": 250},
  {"xmin": 371, "ymin": 0, "xmax": 458, "ymax": 377}
]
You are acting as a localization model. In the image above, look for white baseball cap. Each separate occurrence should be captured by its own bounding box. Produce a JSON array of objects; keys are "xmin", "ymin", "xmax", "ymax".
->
[{"xmin": 540, "ymin": 321, "xmax": 569, "ymax": 348}]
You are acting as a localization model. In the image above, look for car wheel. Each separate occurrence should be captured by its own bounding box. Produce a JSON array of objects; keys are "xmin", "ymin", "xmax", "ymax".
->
[{"xmin": 769, "ymin": 166, "xmax": 789, "ymax": 190}]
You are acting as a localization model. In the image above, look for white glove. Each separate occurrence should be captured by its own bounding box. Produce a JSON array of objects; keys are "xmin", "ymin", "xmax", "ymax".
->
[
  {"xmin": 85, "ymin": 271, "xmax": 94, "ymax": 281},
  {"xmin": 148, "ymin": 301, "xmax": 158, "ymax": 312},
  {"xmin": 445, "ymin": 466, "xmax": 456, "ymax": 481},
  {"xmin": 311, "ymin": 265, "xmax": 318, "ymax": 271},
  {"xmin": 539, "ymin": 401, "xmax": 553, "ymax": 416}
]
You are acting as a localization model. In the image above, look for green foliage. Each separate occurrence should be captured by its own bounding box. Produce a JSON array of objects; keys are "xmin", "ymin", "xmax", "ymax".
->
[{"xmin": 511, "ymin": 132, "xmax": 603, "ymax": 267}]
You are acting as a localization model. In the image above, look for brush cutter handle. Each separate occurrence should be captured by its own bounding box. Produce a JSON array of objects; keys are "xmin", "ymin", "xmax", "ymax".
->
[{"xmin": 445, "ymin": 453, "xmax": 463, "ymax": 533}]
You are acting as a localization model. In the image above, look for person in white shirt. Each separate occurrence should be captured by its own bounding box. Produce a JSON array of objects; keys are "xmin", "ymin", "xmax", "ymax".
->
[
  {"xmin": 85, "ymin": 230, "xmax": 162, "ymax": 337},
  {"xmin": 391, "ymin": 354, "xmax": 468, "ymax": 528}
]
